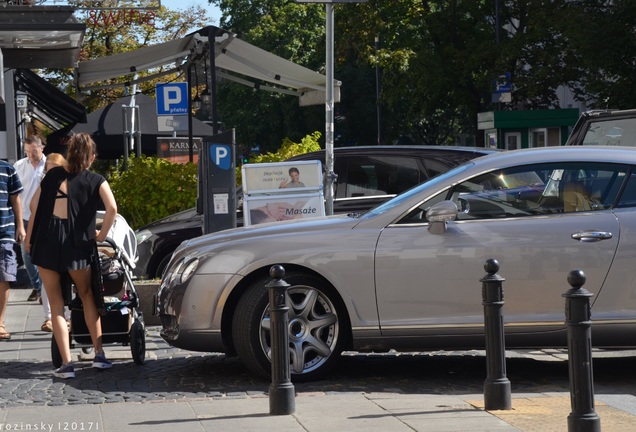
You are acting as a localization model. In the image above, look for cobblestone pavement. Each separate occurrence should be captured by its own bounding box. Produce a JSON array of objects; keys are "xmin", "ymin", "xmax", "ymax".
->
[
  {"xmin": 3, "ymin": 327, "xmax": 636, "ymax": 409},
  {"xmin": 2, "ymin": 287, "xmax": 635, "ymax": 410}
]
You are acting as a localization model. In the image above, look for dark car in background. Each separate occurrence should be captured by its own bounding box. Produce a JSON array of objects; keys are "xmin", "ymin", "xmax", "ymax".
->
[
  {"xmin": 134, "ymin": 146, "xmax": 497, "ymax": 279},
  {"xmin": 566, "ymin": 108, "xmax": 636, "ymax": 147}
]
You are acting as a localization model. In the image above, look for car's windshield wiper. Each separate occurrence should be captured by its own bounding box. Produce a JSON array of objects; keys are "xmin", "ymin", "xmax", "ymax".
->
[{"xmin": 348, "ymin": 211, "xmax": 364, "ymax": 218}]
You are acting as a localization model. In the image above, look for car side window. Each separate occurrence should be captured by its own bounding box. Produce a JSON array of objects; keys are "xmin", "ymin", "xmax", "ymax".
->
[
  {"xmin": 615, "ymin": 170, "xmax": 636, "ymax": 208},
  {"xmin": 448, "ymin": 163, "xmax": 629, "ymax": 220},
  {"xmin": 344, "ymin": 156, "xmax": 420, "ymax": 198},
  {"xmin": 398, "ymin": 162, "xmax": 630, "ymax": 224},
  {"xmin": 376, "ymin": 156, "xmax": 420, "ymax": 194}
]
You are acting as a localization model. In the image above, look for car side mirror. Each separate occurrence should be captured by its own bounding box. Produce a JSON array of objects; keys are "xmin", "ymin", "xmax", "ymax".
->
[{"xmin": 426, "ymin": 201, "xmax": 458, "ymax": 234}]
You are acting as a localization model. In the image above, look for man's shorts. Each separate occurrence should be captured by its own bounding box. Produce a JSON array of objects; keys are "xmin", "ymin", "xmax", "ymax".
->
[{"xmin": 0, "ymin": 242, "xmax": 17, "ymax": 282}]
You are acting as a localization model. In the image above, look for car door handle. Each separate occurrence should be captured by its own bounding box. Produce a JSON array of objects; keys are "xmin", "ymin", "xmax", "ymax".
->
[{"xmin": 571, "ymin": 231, "xmax": 613, "ymax": 242}]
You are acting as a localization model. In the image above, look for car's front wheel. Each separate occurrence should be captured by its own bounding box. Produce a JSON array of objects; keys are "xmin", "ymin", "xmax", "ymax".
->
[{"xmin": 232, "ymin": 271, "xmax": 348, "ymax": 382}]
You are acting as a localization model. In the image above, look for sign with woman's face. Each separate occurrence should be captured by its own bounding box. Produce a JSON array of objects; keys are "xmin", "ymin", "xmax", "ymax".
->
[{"xmin": 242, "ymin": 160, "xmax": 322, "ymax": 194}]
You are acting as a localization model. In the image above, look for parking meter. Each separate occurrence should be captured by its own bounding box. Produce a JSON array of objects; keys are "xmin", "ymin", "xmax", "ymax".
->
[{"xmin": 198, "ymin": 129, "xmax": 237, "ymax": 235}]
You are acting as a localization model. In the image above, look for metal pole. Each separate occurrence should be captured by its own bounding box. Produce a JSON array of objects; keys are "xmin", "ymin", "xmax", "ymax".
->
[
  {"xmin": 325, "ymin": 3, "xmax": 335, "ymax": 215},
  {"xmin": 121, "ymin": 105, "xmax": 130, "ymax": 170},
  {"xmin": 187, "ymin": 64, "xmax": 194, "ymax": 163},
  {"xmin": 375, "ymin": 34, "xmax": 381, "ymax": 145},
  {"xmin": 480, "ymin": 258, "xmax": 511, "ymax": 411},
  {"xmin": 208, "ymin": 28, "xmax": 219, "ymax": 136},
  {"xmin": 563, "ymin": 270, "xmax": 601, "ymax": 432},
  {"xmin": 267, "ymin": 265, "xmax": 295, "ymax": 415},
  {"xmin": 130, "ymin": 74, "xmax": 141, "ymax": 156}
]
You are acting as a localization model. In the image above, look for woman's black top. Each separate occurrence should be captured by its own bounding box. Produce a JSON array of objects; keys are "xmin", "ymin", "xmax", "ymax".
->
[{"xmin": 30, "ymin": 166, "xmax": 105, "ymax": 255}]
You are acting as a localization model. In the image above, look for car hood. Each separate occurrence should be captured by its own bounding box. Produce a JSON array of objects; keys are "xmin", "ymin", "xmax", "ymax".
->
[
  {"xmin": 165, "ymin": 213, "xmax": 364, "ymax": 275},
  {"xmin": 180, "ymin": 213, "xmax": 357, "ymax": 252}
]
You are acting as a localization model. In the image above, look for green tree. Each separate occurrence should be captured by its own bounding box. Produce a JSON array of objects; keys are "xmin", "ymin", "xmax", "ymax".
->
[
  {"xmin": 211, "ymin": 0, "xmax": 326, "ymax": 153},
  {"xmin": 48, "ymin": 1, "xmax": 211, "ymax": 112},
  {"xmin": 212, "ymin": 1, "xmax": 636, "ymax": 148},
  {"xmin": 561, "ymin": 0, "xmax": 636, "ymax": 109}
]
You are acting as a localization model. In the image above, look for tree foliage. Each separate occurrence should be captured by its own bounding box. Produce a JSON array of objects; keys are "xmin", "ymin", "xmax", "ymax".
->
[
  {"xmin": 211, "ymin": 0, "xmax": 636, "ymax": 149},
  {"xmin": 48, "ymin": 0, "xmax": 212, "ymax": 112},
  {"xmin": 211, "ymin": 0, "xmax": 326, "ymax": 153}
]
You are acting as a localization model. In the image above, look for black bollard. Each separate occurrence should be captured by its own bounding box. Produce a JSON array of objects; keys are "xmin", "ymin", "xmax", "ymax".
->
[
  {"xmin": 480, "ymin": 258, "xmax": 512, "ymax": 411},
  {"xmin": 267, "ymin": 265, "xmax": 295, "ymax": 415},
  {"xmin": 563, "ymin": 270, "xmax": 600, "ymax": 432}
]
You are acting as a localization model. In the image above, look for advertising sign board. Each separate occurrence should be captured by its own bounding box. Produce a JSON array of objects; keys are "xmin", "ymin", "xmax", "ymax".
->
[
  {"xmin": 241, "ymin": 160, "xmax": 322, "ymax": 195},
  {"xmin": 244, "ymin": 193, "xmax": 325, "ymax": 226},
  {"xmin": 156, "ymin": 137, "xmax": 200, "ymax": 164}
]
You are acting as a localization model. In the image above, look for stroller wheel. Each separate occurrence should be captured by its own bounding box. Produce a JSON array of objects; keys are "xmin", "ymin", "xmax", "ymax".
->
[
  {"xmin": 51, "ymin": 334, "xmax": 63, "ymax": 368},
  {"xmin": 130, "ymin": 320, "xmax": 146, "ymax": 365}
]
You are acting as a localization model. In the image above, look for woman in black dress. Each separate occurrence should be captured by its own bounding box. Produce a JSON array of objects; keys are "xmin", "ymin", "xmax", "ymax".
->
[{"xmin": 25, "ymin": 133, "xmax": 117, "ymax": 379}]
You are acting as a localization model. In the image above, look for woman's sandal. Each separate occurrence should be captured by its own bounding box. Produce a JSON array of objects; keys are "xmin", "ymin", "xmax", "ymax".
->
[{"xmin": 0, "ymin": 324, "xmax": 11, "ymax": 340}]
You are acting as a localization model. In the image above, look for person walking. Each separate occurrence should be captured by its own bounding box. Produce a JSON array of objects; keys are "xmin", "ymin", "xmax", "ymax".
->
[
  {"xmin": 14, "ymin": 135, "xmax": 46, "ymax": 304},
  {"xmin": 0, "ymin": 161, "xmax": 25, "ymax": 341},
  {"xmin": 25, "ymin": 133, "xmax": 117, "ymax": 378}
]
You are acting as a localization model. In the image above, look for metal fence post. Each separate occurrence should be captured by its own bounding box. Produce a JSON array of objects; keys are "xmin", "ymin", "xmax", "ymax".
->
[
  {"xmin": 563, "ymin": 270, "xmax": 600, "ymax": 432},
  {"xmin": 267, "ymin": 265, "xmax": 295, "ymax": 415},
  {"xmin": 480, "ymin": 258, "xmax": 512, "ymax": 410}
]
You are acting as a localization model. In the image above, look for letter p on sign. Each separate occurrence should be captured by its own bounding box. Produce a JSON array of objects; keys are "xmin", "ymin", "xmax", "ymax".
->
[
  {"xmin": 210, "ymin": 144, "xmax": 231, "ymax": 170},
  {"xmin": 163, "ymin": 87, "xmax": 181, "ymax": 111},
  {"xmin": 215, "ymin": 146, "xmax": 228, "ymax": 164}
]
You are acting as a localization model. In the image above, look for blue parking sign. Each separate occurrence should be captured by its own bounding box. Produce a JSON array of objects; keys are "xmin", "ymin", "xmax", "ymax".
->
[
  {"xmin": 210, "ymin": 144, "xmax": 232, "ymax": 170},
  {"xmin": 156, "ymin": 82, "xmax": 189, "ymax": 115}
]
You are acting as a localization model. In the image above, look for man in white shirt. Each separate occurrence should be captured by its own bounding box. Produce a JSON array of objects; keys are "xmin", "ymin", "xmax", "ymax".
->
[{"xmin": 14, "ymin": 136, "xmax": 48, "ymax": 329}]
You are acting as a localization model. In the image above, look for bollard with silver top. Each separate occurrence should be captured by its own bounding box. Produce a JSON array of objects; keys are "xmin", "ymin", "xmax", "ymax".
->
[
  {"xmin": 563, "ymin": 270, "xmax": 600, "ymax": 432},
  {"xmin": 480, "ymin": 258, "xmax": 512, "ymax": 411},
  {"xmin": 267, "ymin": 265, "xmax": 295, "ymax": 415}
]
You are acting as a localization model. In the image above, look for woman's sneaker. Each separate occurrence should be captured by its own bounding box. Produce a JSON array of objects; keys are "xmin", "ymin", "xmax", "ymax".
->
[
  {"xmin": 92, "ymin": 353, "xmax": 112, "ymax": 369},
  {"xmin": 54, "ymin": 363, "xmax": 75, "ymax": 379}
]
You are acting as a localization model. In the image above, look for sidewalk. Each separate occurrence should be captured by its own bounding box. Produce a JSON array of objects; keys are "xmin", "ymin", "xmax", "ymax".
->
[{"xmin": 2, "ymin": 286, "xmax": 636, "ymax": 431}]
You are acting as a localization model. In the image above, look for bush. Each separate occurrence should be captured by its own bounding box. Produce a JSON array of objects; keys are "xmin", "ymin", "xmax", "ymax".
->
[{"xmin": 108, "ymin": 155, "xmax": 198, "ymax": 230}]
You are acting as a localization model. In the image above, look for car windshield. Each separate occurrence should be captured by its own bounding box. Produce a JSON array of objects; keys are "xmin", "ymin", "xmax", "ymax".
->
[{"xmin": 362, "ymin": 162, "xmax": 476, "ymax": 218}]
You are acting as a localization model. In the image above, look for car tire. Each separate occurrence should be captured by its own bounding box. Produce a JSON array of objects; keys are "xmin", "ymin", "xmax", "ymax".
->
[{"xmin": 232, "ymin": 271, "xmax": 348, "ymax": 382}]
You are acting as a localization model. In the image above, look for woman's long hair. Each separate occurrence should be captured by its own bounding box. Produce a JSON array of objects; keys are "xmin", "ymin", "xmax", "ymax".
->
[{"xmin": 66, "ymin": 133, "xmax": 97, "ymax": 174}]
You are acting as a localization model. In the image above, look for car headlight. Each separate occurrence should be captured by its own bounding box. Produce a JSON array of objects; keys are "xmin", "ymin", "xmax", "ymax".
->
[
  {"xmin": 135, "ymin": 229, "xmax": 152, "ymax": 245},
  {"xmin": 166, "ymin": 256, "xmax": 199, "ymax": 286},
  {"xmin": 180, "ymin": 258, "xmax": 199, "ymax": 284}
]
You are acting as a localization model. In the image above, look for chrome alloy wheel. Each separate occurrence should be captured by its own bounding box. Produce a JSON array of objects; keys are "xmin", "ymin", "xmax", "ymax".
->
[{"xmin": 259, "ymin": 285, "xmax": 339, "ymax": 374}]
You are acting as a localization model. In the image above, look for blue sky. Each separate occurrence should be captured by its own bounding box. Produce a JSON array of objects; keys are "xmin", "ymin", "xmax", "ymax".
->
[{"xmin": 160, "ymin": 0, "xmax": 221, "ymax": 25}]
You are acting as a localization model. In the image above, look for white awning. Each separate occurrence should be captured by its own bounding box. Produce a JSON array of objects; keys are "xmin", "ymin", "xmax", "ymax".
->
[{"xmin": 76, "ymin": 26, "xmax": 340, "ymax": 106}]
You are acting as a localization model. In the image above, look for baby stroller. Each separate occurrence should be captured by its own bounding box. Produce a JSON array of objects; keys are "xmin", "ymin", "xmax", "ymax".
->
[{"xmin": 51, "ymin": 211, "xmax": 146, "ymax": 367}]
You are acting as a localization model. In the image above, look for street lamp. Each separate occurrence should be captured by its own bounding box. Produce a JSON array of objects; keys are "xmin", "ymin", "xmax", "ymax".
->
[{"xmin": 296, "ymin": 0, "xmax": 367, "ymax": 215}]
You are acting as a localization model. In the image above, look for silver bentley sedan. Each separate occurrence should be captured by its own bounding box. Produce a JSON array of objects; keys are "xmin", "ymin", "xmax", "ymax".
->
[{"xmin": 157, "ymin": 146, "xmax": 636, "ymax": 381}]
